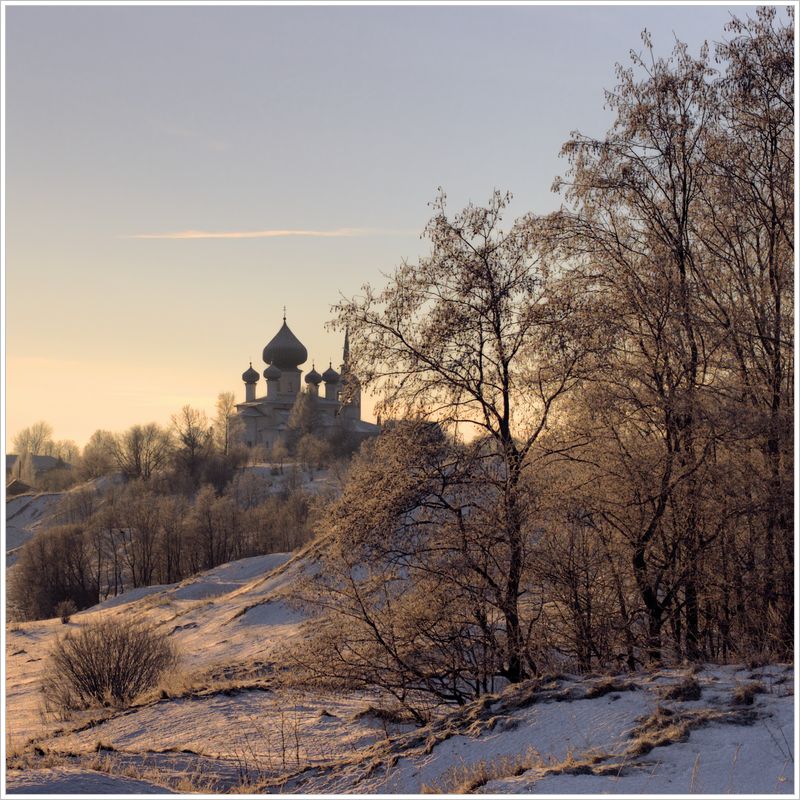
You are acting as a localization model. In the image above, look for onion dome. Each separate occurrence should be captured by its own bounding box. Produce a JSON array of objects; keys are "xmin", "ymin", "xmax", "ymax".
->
[
  {"xmin": 242, "ymin": 363, "xmax": 260, "ymax": 384},
  {"xmin": 322, "ymin": 363, "xmax": 340, "ymax": 383},
  {"xmin": 263, "ymin": 363, "xmax": 282, "ymax": 381},
  {"xmin": 305, "ymin": 365, "xmax": 322, "ymax": 385},
  {"xmin": 262, "ymin": 319, "xmax": 308, "ymax": 369}
]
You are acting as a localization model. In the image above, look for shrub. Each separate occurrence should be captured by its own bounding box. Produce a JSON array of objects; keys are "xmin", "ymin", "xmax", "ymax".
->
[
  {"xmin": 42, "ymin": 619, "xmax": 177, "ymax": 710},
  {"xmin": 56, "ymin": 600, "xmax": 78, "ymax": 624}
]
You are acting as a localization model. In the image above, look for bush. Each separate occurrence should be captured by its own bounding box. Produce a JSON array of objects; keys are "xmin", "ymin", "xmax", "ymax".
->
[
  {"xmin": 42, "ymin": 619, "xmax": 177, "ymax": 710},
  {"xmin": 56, "ymin": 600, "xmax": 78, "ymax": 624}
]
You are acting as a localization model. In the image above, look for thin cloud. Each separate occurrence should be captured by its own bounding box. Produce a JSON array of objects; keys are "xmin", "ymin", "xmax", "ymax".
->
[{"xmin": 124, "ymin": 228, "xmax": 412, "ymax": 240}]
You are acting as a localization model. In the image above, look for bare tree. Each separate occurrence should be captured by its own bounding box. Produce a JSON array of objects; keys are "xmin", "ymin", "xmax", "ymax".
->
[
  {"xmin": 112, "ymin": 423, "xmax": 173, "ymax": 482},
  {"xmin": 79, "ymin": 430, "xmax": 117, "ymax": 480},
  {"xmin": 214, "ymin": 391, "xmax": 244, "ymax": 456},
  {"xmin": 8, "ymin": 525, "xmax": 98, "ymax": 620},
  {"xmin": 171, "ymin": 405, "xmax": 213, "ymax": 486},
  {"xmin": 42, "ymin": 439, "xmax": 80, "ymax": 463},
  {"xmin": 333, "ymin": 191, "xmax": 597, "ymax": 683},
  {"xmin": 12, "ymin": 420, "xmax": 53, "ymax": 455},
  {"xmin": 287, "ymin": 388, "xmax": 320, "ymax": 454},
  {"xmin": 697, "ymin": 7, "xmax": 794, "ymax": 649},
  {"xmin": 115, "ymin": 482, "xmax": 162, "ymax": 588},
  {"xmin": 270, "ymin": 440, "xmax": 288, "ymax": 474}
]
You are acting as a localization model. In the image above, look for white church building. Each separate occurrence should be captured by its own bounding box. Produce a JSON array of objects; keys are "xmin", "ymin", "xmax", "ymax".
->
[{"xmin": 236, "ymin": 315, "xmax": 380, "ymax": 448}]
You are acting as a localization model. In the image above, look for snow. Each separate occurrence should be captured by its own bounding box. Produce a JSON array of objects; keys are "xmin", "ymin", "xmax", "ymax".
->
[
  {"xmin": 5, "ymin": 476, "xmax": 122, "ymax": 565},
  {"xmin": 5, "ymin": 492, "xmax": 64, "ymax": 564},
  {"xmin": 5, "ymin": 767, "xmax": 174, "ymax": 794},
  {"xmin": 5, "ymin": 537, "xmax": 796, "ymax": 796}
]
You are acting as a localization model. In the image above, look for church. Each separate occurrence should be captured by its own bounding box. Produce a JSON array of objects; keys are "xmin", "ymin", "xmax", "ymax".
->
[{"xmin": 236, "ymin": 314, "xmax": 380, "ymax": 449}]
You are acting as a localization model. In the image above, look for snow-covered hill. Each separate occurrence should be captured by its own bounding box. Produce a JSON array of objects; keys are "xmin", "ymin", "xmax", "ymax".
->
[
  {"xmin": 5, "ymin": 545, "xmax": 795, "ymax": 795},
  {"xmin": 5, "ymin": 492, "xmax": 65, "ymax": 565}
]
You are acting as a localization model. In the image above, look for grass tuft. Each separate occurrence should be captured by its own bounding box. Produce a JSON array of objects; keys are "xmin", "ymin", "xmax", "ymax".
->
[
  {"xmin": 585, "ymin": 677, "xmax": 638, "ymax": 699},
  {"xmin": 732, "ymin": 681, "xmax": 766, "ymax": 705},
  {"xmin": 660, "ymin": 676, "xmax": 702, "ymax": 701},
  {"xmin": 421, "ymin": 748, "xmax": 543, "ymax": 793}
]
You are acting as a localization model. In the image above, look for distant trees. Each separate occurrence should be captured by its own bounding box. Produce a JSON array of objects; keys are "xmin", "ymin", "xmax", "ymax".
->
[
  {"xmin": 7, "ymin": 391, "xmax": 329, "ymax": 621},
  {"xmin": 270, "ymin": 440, "xmax": 288, "ymax": 473},
  {"xmin": 12, "ymin": 421, "xmax": 54, "ymax": 455},
  {"xmin": 286, "ymin": 388, "xmax": 320, "ymax": 454},
  {"xmin": 171, "ymin": 406, "xmax": 213, "ymax": 489},
  {"xmin": 79, "ymin": 430, "xmax": 117, "ymax": 480},
  {"xmin": 12, "ymin": 422, "xmax": 79, "ymax": 465},
  {"xmin": 214, "ymin": 391, "xmax": 244, "ymax": 456},
  {"xmin": 9, "ymin": 422, "xmax": 80, "ymax": 489},
  {"xmin": 112, "ymin": 423, "xmax": 173, "ymax": 482},
  {"xmin": 9, "ymin": 525, "xmax": 99, "ymax": 621},
  {"xmin": 8, "ymin": 468, "xmax": 319, "ymax": 620},
  {"xmin": 186, "ymin": 485, "xmax": 244, "ymax": 571}
]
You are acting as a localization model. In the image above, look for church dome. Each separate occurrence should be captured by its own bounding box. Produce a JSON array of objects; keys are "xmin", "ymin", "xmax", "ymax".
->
[
  {"xmin": 322, "ymin": 363, "xmax": 340, "ymax": 383},
  {"xmin": 242, "ymin": 363, "xmax": 260, "ymax": 384},
  {"xmin": 264, "ymin": 363, "xmax": 282, "ymax": 381},
  {"xmin": 305, "ymin": 366, "xmax": 322, "ymax": 385},
  {"xmin": 262, "ymin": 320, "xmax": 308, "ymax": 369}
]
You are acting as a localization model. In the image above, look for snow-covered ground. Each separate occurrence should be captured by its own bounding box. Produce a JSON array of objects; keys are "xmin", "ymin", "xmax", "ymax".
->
[
  {"xmin": 5, "ymin": 536, "xmax": 796, "ymax": 795},
  {"xmin": 5, "ymin": 491, "xmax": 65, "ymax": 565}
]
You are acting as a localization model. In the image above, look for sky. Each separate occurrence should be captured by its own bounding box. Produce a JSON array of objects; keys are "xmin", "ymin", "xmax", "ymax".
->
[{"xmin": 4, "ymin": 3, "xmax": 763, "ymax": 449}]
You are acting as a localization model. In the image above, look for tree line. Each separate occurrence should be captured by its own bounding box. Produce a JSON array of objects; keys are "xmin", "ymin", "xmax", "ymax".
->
[
  {"xmin": 8, "ymin": 474, "xmax": 318, "ymax": 621},
  {"xmin": 291, "ymin": 9, "xmax": 793, "ymax": 717}
]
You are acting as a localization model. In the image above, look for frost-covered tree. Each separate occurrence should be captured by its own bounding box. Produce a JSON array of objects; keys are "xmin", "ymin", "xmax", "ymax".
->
[{"xmin": 330, "ymin": 190, "xmax": 598, "ymax": 684}]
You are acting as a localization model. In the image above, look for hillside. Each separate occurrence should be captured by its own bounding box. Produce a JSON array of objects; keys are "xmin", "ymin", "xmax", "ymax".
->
[
  {"xmin": 6, "ymin": 491, "xmax": 65, "ymax": 565},
  {"xmin": 5, "ymin": 543, "xmax": 795, "ymax": 795}
]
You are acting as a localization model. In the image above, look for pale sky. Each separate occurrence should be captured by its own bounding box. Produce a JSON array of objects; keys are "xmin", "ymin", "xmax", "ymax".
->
[{"xmin": 5, "ymin": 3, "xmax": 759, "ymax": 448}]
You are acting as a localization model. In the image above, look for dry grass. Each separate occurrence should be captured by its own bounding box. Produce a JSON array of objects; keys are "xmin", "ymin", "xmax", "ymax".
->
[
  {"xmin": 660, "ymin": 676, "xmax": 702, "ymax": 701},
  {"xmin": 585, "ymin": 677, "xmax": 638, "ymax": 699},
  {"xmin": 627, "ymin": 704, "xmax": 756, "ymax": 756},
  {"xmin": 732, "ymin": 681, "xmax": 766, "ymax": 705},
  {"xmin": 421, "ymin": 748, "xmax": 543, "ymax": 793},
  {"xmin": 422, "ymin": 745, "xmax": 625, "ymax": 793},
  {"xmin": 6, "ymin": 747, "xmax": 69, "ymax": 771},
  {"xmin": 627, "ymin": 705, "xmax": 693, "ymax": 755},
  {"xmin": 85, "ymin": 752, "xmax": 219, "ymax": 793},
  {"xmin": 539, "ymin": 749, "xmax": 611, "ymax": 777},
  {"xmin": 351, "ymin": 704, "xmax": 413, "ymax": 725},
  {"xmin": 150, "ymin": 665, "xmax": 273, "ymax": 704}
]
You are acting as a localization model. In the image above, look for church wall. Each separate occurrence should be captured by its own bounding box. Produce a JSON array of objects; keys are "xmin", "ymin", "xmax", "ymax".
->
[{"xmin": 279, "ymin": 368, "xmax": 302, "ymax": 397}]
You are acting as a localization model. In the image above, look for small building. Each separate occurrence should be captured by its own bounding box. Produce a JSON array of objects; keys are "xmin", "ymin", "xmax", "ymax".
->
[{"xmin": 235, "ymin": 314, "xmax": 380, "ymax": 449}]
